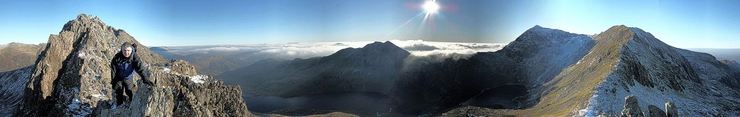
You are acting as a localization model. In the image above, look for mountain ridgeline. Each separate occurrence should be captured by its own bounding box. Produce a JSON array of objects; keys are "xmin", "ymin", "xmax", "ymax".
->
[
  {"xmin": 221, "ymin": 25, "xmax": 740, "ymax": 116},
  {"xmin": 1, "ymin": 14, "xmax": 739, "ymax": 116}
]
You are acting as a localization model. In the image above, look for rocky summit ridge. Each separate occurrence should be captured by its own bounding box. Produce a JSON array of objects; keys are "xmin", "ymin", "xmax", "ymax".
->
[{"xmin": 1, "ymin": 14, "xmax": 251, "ymax": 117}]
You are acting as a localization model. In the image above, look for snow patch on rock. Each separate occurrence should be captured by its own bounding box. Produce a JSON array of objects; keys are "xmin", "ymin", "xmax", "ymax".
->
[
  {"xmin": 190, "ymin": 75, "xmax": 208, "ymax": 84},
  {"xmin": 77, "ymin": 52, "xmax": 86, "ymax": 58},
  {"xmin": 65, "ymin": 88, "xmax": 92, "ymax": 117},
  {"xmin": 581, "ymin": 72, "xmax": 731, "ymax": 116},
  {"xmin": 161, "ymin": 67, "xmax": 171, "ymax": 73}
]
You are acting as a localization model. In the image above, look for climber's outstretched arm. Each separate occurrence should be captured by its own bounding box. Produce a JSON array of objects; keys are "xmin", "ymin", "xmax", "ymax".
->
[{"xmin": 132, "ymin": 53, "xmax": 155, "ymax": 85}]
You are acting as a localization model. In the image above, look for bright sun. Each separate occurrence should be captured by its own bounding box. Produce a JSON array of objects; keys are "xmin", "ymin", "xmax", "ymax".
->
[{"xmin": 422, "ymin": 0, "xmax": 440, "ymax": 14}]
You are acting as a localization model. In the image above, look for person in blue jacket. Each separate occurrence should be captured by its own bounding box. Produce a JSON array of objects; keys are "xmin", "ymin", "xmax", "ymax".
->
[{"xmin": 110, "ymin": 42, "xmax": 155, "ymax": 107}]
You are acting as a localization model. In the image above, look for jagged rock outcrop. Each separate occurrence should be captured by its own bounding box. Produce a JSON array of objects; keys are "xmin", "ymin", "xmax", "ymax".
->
[
  {"xmin": 19, "ymin": 14, "xmax": 167, "ymax": 116},
  {"xmin": 96, "ymin": 60, "xmax": 249, "ymax": 116},
  {"xmin": 619, "ymin": 96, "xmax": 669, "ymax": 117},
  {"xmin": 621, "ymin": 96, "xmax": 643, "ymax": 117},
  {"xmin": 12, "ymin": 14, "xmax": 250, "ymax": 116},
  {"xmin": 168, "ymin": 60, "xmax": 198, "ymax": 76}
]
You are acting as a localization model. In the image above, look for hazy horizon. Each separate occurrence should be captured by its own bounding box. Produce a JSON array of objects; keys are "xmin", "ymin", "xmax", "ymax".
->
[{"xmin": 1, "ymin": 0, "xmax": 739, "ymax": 48}]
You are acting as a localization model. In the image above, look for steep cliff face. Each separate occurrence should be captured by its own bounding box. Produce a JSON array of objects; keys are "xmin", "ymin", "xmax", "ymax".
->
[
  {"xmin": 12, "ymin": 14, "xmax": 250, "ymax": 117},
  {"xmin": 614, "ymin": 27, "xmax": 700, "ymax": 91},
  {"xmin": 501, "ymin": 25, "xmax": 596, "ymax": 85},
  {"xmin": 577, "ymin": 26, "xmax": 739, "ymax": 116}
]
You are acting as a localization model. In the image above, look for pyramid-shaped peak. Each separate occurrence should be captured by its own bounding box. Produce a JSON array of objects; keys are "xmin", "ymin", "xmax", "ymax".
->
[
  {"xmin": 532, "ymin": 25, "xmax": 544, "ymax": 29},
  {"xmin": 510, "ymin": 25, "xmax": 590, "ymax": 46},
  {"xmin": 527, "ymin": 25, "xmax": 551, "ymax": 31},
  {"xmin": 602, "ymin": 25, "xmax": 650, "ymax": 35},
  {"xmin": 606, "ymin": 25, "xmax": 631, "ymax": 32},
  {"xmin": 521, "ymin": 25, "xmax": 579, "ymax": 36},
  {"xmin": 597, "ymin": 25, "xmax": 660, "ymax": 42},
  {"xmin": 610, "ymin": 25, "xmax": 629, "ymax": 29},
  {"xmin": 61, "ymin": 14, "xmax": 111, "ymax": 32},
  {"xmin": 595, "ymin": 25, "xmax": 636, "ymax": 40}
]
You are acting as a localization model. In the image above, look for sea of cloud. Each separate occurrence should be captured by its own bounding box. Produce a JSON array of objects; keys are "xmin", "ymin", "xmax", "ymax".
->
[{"xmin": 159, "ymin": 40, "xmax": 508, "ymax": 58}]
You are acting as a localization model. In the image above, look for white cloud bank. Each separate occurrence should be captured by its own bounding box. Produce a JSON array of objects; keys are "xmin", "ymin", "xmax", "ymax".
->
[{"xmin": 159, "ymin": 40, "xmax": 508, "ymax": 58}]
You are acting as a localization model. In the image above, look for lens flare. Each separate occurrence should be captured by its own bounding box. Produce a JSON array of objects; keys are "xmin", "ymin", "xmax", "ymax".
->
[{"xmin": 422, "ymin": 0, "xmax": 440, "ymax": 14}]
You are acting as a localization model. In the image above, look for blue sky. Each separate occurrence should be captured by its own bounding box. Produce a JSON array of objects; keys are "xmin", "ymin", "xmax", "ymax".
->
[{"xmin": 0, "ymin": 0, "xmax": 738, "ymax": 48}]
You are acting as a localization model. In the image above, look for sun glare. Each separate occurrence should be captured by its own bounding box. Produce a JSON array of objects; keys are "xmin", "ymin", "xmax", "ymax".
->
[{"xmin": 422, "ymin": 0, "xmax": 440, "ymax": 14}]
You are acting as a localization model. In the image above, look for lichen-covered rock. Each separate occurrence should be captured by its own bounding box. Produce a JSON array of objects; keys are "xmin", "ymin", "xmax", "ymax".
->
[
  {"xmin": 621, "ymin": 95, "xmax": 643, "ymax": 117},
  {"xmin": 15, "ymin": 14, "xmax": 251, "ymax": 117},
  {"xmin": 168, "ymin": 60, "xmax": 198, "ymax": 76}
]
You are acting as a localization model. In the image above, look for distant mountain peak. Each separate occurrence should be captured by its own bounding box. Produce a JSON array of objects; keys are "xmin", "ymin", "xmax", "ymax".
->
[
  {"xmin": 596, "ymin": 25, "xmax": 674, "ymax": 51},
  {"xmin": 364, "ymin": 41, "xmax": 391, "ymax": 47},
  {"xmin": 503, "ymin": 25, "xmax": 593, "ymax": 56},
  {"xmin": 362, "ymin": 41, "xmax": 405, "ymax": 51},
  {"xmin": 516, "ymin": 25, "xmax": 588, "ymax": 43},
  {"xmin": 331, "ymin": 41, "xmax": 410, "ymax": 58},
  {"xmin": 533, "ymin": 25, "xmax": 543, "ymax": 28},
  {"xmin": 594, "ymin": 25, "xmax": 638, "ymax": 42},
  {"xmin": 525, "ymin": 25, "xmax": 551, "ymax": 33},
  {"xmin": 606, "ymin": 24, "xmax": 631, "ymax": 32},
  {"xmin": 599, "ymin": 25, "xmax": 654, "ymax": 39},
  {"xmin": 611, "ymin": 24, "xmax": 629, "ymax": 29},
  {"xmin": 524, "ymin": 25, "xmax": 568, "ymax": 34}
]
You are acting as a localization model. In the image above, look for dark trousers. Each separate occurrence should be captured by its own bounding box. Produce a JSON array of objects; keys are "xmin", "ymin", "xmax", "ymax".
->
[{"xmin": 112, "ymin": 78, "xmax": 134, "ymax": 105}]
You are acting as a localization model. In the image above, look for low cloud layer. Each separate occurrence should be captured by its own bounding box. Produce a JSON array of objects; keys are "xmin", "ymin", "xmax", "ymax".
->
[
  {"xmin": 390, "ymin": 40, "xmax": 506, "ymax": 56},
  {"xmin": 159, "ymin": 40, "xmax": 507, "ymax": 59}
]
